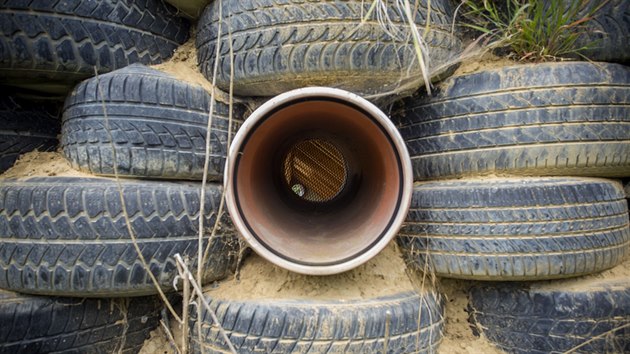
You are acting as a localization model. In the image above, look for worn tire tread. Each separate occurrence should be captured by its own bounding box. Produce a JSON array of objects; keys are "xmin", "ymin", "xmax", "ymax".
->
[
  {"xmin": 192, "ymin": 291, "xmax": 444, "ymax": 354},
  {"xmin": 576, "ymin": 0, "xmax": 630, "ymax": 63},
  {"xmin": 196, "ymin": 0, "xmax": 461, "ymax": 97},
  {"xmin": 0, "ymin": 0, "xmax": 189, "ymax": 91},
  {"xmin": 62, "ymin": 64, "xmax": 241, "ymax": 180},
  {"xmin": 468, "ymin": 279, "xmax": 630, "ymax": 353},
  {"xmin": 0, "ymin": 97, "xmax": 60, "ymax": 172},
  {"xmin": 396, "ymin": 62, "xmax": 630, "ymax": 179},
  {"xmin": 0, "ymin": 177, "xmax": 239, "ymax": 296},
  {"xmin": 0, "ymin": 289, "xmax": 161, "ymax": 354},
  {"xmin": 397, "ymin": 177, "xmax": 630, "ymax": 280}
]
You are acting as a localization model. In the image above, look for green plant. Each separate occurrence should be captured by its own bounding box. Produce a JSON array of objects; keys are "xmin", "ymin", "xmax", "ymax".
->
[{"xmin": 462, "ymin": 0, "xmax": 607, "ymax": 61}]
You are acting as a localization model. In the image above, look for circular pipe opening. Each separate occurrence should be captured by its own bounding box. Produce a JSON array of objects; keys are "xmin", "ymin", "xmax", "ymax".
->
[
  {"xmin": 282, "ymin": 138, "xmax": 348, "ymax": 203},
  {"xmin": 225, "ymin": 87, "xmax": 412, "ymax": 275}
]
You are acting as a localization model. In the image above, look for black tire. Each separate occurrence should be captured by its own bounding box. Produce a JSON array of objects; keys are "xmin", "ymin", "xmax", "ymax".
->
[
  {"xmin": 395, "ymin": 61, "xmax": 630, "ymax": 180},
  {"xmin": 397, "ymin": 177, "xmax": 630, "ymax": 280},
  {"xmin": 61, "ymin": 64, "xmax": 242, "ymax": 181},
  {"xmin": 196, "ymin": 0, "xmax": 462, "ymax": 98},
  {"xmin": 0, "ymin": 289, "xmax": 161, "ymax": 354},
  {"xmin": 575, "ymin": 0, "xmax": 630, "ymax": 63},
  {"xmin": 191, "ymin": 291, "xmax": 444, "ymax": 354},
  {"xmin": 0, "ymin": 97, "xmax": 60, "ymax": 173},
  {"xmin": 468, "ymin": 277, "xmax": 630, "ymax": 353},
  {"xmin": 0, "ymin": 177, "xmax": 239, "ymax": 297},
  {"xmin": 0, "ymin": 0, "xmax": 190, "ymax": 94}
]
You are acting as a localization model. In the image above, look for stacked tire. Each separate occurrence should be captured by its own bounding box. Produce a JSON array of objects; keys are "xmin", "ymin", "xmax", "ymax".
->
[
  {"xmin": 395, "ymin": 56, "xmax": 630, "ymax": 353},
  {"xmin": 182, "ymin": 0, "xmax": 463, "ymax": 352},
  {"xmin": 0, "ymin": 97, "xmax": 61, "ymax": 174},
  {"xmin": 167, "ymin": 0, "xmax": 628, "ymax": 352},
  {"xmin": 0, "ymin": 0, "xmax": 190, "ymax": 95},
  {"xmin": 2, "ymin": 0, "xmax": 628, "ymax": 352},
  {"xmin": 195, "ymin": 0, "xmax": 462, "ymax": 99},
  {"xmin": 0, "ymin": 65, "xmax": 246, "ymax": 351},
  {"xmin": 0, "ymin": 1, "xmax": 246, "ymax": 352}
]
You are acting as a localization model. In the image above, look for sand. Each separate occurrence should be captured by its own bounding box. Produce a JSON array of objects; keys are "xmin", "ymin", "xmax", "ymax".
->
[
  {"xmin": 205, "ymin": 243, "xmax": 417, "ymax": 301},
  {"xmin": 0, "ymin": 28, "xmax": 610, "ymax": 354},
  {"xmin": 138, "ymin": 328, "xmax": 176, "ymax": 354},
  {"xmin": 438, "ymin": 279, "xmax": 505, "ymax": 354},
  {"xmin": 451, "ymin": 52, "xmax": 517, "ymax": 77},
  {"xmin": 0, "ymin": 151, "xmax": 92, "ymax": 179},
  {"xmin": 152, "ymin": 34, "xmax": 233, "ymax": 106}
]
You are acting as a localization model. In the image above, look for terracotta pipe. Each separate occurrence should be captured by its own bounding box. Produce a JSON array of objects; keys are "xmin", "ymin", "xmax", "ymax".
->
[{"xmin": 225, "ymin": 87, "xmax": 412, "ymax": 275}]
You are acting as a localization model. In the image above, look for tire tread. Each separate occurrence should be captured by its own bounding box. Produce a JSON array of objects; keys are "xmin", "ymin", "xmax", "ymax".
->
[
  {"xmin": 0, "ymin": 289, "xmax": 161, "ymax": 353},
  {"xmin": 0, "ymin": 177, "xmax": 239, "ymax": 296},
  {"xmin": 396, "ymin": 62, "xmax": 630, "ymax": 179},
  {"xmin": 191, "ymin": 291, "xmax": 445, "ymax": 354},
  {"xmin": 0, "ymin": 0, "xmax": 190, "ymax": 87},
  {"xmin": 468, "ymin": 279, "xmax": 630, "ymax": 353},
  {"xmin": 397, "ymin": 178, "xmax": 630, "ymax": 280},
  {"xmin": 61, "ymin": 64, "xmax": 241, "ymax": 180},
  {"xmin": 196, "ymin": 0, "xmax": 461, "ymax": 96}
]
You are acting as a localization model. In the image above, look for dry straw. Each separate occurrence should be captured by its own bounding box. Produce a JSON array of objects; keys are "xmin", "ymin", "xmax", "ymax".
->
[{"xmin": 92, "ymin": 1, "xmax": 490, "ymax": 353}]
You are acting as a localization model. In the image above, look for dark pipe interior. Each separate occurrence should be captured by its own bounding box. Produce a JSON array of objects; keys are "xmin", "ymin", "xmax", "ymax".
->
[{"xmin": 233, "ymin": 99, "xmax": 403, "ymax": 266}]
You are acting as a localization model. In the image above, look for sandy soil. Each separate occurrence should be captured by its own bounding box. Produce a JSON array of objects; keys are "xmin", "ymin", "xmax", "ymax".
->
[
  {"xmin": 152, "ymin": 35, "xmax": 232, "ymax": 106},
  {"xmin": 450, "ymin": 52, "xmax": 517, "ymax": 77},
  {"xmin": 0, "ymin": 151, "xmax": 92, "ymax": 179},
  {"xmin": 137, "ymin": 244, "xmax": 503, "ymax": 353},
  {"xmin": 0, "ymin": 27, "xmax": 623, "ymax": 354},
  {"xmin": 438, "ymin": 279, "xmax": 503, "ymax": 354},
  {"xmin": 139, "ymin": 328, "xmax": 176, "ymax": 354},
  {"xmin": 205, "ymin": 244, "xmax": 415, "ymax": 301}
]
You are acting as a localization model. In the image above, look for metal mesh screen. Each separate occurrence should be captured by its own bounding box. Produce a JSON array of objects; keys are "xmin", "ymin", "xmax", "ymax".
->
[{"xmin": 283, "ymin": 139, "xmax": 348, "ymax": 203}]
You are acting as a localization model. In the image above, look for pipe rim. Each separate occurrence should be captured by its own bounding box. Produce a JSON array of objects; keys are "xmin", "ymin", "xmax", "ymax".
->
[{"xmin": 225, "ymin": 87, "xmax": 413, "ymax": 275}]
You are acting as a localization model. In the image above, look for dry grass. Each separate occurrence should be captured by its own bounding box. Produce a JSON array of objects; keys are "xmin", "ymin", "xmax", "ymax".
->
[
  {"xmin": 90, "ymin": 1, "xmax": 626, "ymax": 353},
  {"xmin": 134, "ymin": 2, "xmax": 448, "ymax": 352},
  {"xmin": 358, "ymin": 0, "xmax": 434, "ymax": 99},
  {"xmin": 94, "ymin": 1, "xmax": 239, "ymax": 352},
  {"xmin": 91, "ymin": 67, "xmax": 182, "ymax": 325}
]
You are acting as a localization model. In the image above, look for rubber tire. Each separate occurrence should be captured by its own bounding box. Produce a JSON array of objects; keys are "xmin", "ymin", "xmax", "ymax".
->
[
  {"xmin": 196, "ymin": 0, "xmax": 462, "ymax": 98},
  {"xmin": 468, "ymin": 278, "xmax": 630, "ymax": 353},
  {"xmin": 191, "ymin": 291, "xmax": 444, "ymax": 354},
  {"xmin": 0, "ymin": 0, "xmax": 190, "ymax": 94},
  {"xmin": 0, "ymin": 177, "xmax": 239, "ymax": 297},
  {"xmin": 0, "ymin": 289, "xmax": 161, "ymax": 354},
  {"xmin": 0, "ymin": 97, "xmax": 60, "ymax": 173},
  {"xmin": 395, "ymin": 61, "xmax": 630, "ymax": 180},
  {"xmin": 61, "ymin": 64, "xmax": 242, "ymax": 181},
  {"xmin": 574, "ymin": 0, "xmax": 630, "ymax": 63},
  {"xmin": 397, "ymin": 177, "xmax": 630, "ymax": 280}
]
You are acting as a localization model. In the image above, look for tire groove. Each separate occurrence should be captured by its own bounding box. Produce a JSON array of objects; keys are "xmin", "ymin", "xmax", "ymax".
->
[{"xmin": 197, "ymin": 0, "xmax": 460, "ymax": 96}]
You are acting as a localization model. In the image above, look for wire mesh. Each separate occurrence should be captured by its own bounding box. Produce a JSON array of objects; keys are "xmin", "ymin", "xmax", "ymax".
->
[{"xmin": 283, "ymin": 139, "xmax": 348, "ymax": 203}]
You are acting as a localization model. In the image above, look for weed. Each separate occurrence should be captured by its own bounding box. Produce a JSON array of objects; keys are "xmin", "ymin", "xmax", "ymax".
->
[
  {"xmin": 461, "ymin": 0, "xmax": 607, "ymax": 61},
  {"xmin": 360, "ymin": 0, "xmax": 433, "ymax": 96}
]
